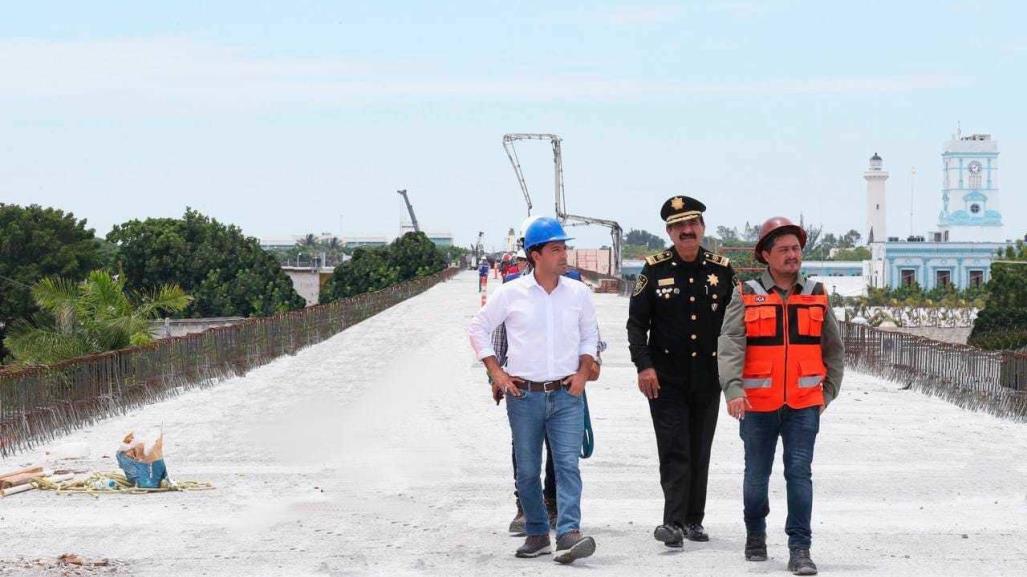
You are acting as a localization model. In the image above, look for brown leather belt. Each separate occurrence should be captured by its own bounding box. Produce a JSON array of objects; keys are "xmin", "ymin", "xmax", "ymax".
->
[{"xmin": 516, "ymin": 378, "xmax": 570, "ymax": 392}]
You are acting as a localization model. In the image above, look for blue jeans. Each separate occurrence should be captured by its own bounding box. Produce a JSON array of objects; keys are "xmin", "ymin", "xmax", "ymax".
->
[
  {"xmin": 739, "ymin": 406, "xmax": 820, "ymax": 549},
  {"xmin": 506, "ymin": 387, "xmax": 584, "ymax": 538}
]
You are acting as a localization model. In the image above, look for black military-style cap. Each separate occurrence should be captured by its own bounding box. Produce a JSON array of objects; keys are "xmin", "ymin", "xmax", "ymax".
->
[{"xmin": 660, "ymin": 195, "xmax": 706, "ymax": 225}]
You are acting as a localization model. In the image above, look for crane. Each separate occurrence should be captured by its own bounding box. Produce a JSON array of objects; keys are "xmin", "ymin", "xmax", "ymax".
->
[
  {"xmin": 475, "ymin": 231, "xmax": 485, "ymax": 266},
  {"xmin": 396, "ymin": 189, "xmax": 420, "ymax": 233},
  {"xmin": 501, "ymin": 133, "xmax": 623, "ymax": 276}
]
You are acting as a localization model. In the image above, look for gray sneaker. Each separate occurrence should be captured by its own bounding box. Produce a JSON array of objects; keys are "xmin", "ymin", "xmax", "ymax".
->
[
  {"xmin": 553, "ymin": 531, "xmax": 596, "ymax": 564},
  {"xmin": 515, "ymin": 534, "xmax": 552, "ymax": 558},
  {"xmin": 788, "ymin": 548, "xmax": 818, "ymax": 575}
]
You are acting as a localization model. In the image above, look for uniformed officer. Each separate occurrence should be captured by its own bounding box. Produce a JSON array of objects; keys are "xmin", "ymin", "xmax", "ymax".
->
[{"xmin": 626, "ymin": 195, "xmax": 735, "ymax": 548}]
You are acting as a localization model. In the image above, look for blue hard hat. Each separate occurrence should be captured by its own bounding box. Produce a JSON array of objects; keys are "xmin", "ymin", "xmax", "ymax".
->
[{"xmin": 523, "ymin": 217, "xmax": 573, "ymax": 251}]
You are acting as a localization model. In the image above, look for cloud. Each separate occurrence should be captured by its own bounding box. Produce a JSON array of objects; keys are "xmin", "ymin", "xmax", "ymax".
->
[
  {"xmin": 0, "ymin": 37, "xmax": 971, "ymax": 109},
  {"xmin": 594, "ymin": 1, "xmax": 772, "ymax": 26},
  {"xmin": 598, "ymin": 5, "xmax": 686, "ymax": 26}
]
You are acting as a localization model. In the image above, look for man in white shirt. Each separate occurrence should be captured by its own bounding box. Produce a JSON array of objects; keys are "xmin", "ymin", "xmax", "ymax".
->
[{"xmin": 468, "ymin": 217, "xmax": 599, "ymax": 564}]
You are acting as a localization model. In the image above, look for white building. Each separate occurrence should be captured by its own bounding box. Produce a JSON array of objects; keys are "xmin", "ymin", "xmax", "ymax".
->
[
  {"xmin": 938, "ymin": 133, "xmax": 1003, "ymax": 242},
  {"xmin": 863, "ymin": 133, "xmax": 1010, "ymax": 291}
]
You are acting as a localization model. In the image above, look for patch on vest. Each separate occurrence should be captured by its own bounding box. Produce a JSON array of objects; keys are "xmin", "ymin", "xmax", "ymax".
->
[
  {"xmin": 632, "ymin": 274, "xmax": 648, "ymax": 297},
  {"xmin": 755, "ymin": 295, "xmax": 766, "ymax": 303}
]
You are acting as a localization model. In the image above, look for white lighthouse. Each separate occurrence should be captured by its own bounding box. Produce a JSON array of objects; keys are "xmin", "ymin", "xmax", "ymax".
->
[{"xmin": 864, "ymin": 152, "xmax": 888, "ymax": 244}]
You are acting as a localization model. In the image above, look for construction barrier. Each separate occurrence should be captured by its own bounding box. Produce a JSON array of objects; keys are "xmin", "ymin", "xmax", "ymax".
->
[
  {"xmin": 0, "ymin": 267, "xmax": 459, "ymax": 458},
  {"xmin": 840, "ymin": 322, "xmax": 1027, "ymax": 421}
]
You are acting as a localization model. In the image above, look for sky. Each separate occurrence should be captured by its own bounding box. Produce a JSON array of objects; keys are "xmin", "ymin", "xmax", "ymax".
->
[{"xmin": 1, "ymin": 1, "xmax": 1025, "ymax": 252}]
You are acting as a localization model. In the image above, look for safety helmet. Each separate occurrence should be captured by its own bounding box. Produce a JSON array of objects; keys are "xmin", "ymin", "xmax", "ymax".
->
[
  {"xmin": 754, "ymin": 216, "xmax": 807, "ymax": 264},
  {"xmin": 523, "ymin": 217, "xmax": 573, "ymax": 251},
  {"xmin": 519, "ymin": 215, "xmax": 544, "ymax": 242},
  {"xmin": 516, "ymin": 249, "xmax": 527, "ymax": 260}
]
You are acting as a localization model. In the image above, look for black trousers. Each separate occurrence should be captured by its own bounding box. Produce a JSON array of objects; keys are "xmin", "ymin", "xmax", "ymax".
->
[{"xmin": 648, "ymin": 369, "xmax": 721, "ymax": 527}]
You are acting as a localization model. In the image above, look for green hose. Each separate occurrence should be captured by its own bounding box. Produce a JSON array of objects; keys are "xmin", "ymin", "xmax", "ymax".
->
[{"xmin": 580, "ymin": 390, "xmax": 594, "ymax": 459}]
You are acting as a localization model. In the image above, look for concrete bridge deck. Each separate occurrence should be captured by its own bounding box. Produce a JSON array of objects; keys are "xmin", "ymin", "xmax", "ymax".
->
[{"xmin": 2, "ymin": 271, "xmax": 1025, "ymax": 576}]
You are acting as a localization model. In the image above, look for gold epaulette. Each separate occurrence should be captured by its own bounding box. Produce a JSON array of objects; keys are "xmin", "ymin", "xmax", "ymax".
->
[
  {"xmin": 644, "ymin": 250, "xmax": 673, "ymax": 266},
  {"xmin": 705, "ymin": 252, "xmax": 731, "ymax": 267}
]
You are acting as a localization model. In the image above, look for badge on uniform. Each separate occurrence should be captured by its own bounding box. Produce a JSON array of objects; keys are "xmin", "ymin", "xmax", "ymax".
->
[
  {"xmin": 707, "ymin": 273, "xmax": 719, "ymax": 287},
  {"xmin": 632, "ymin": 274, "xmax": 648, "ymax": 297}
]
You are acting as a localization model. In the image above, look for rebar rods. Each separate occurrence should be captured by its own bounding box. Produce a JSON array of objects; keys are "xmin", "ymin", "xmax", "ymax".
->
[
  {"xmin": 0, "ymin": 268, "xmax": 458, "ymax": 457},
  {"xmin": 840, "ymin": 322, "xmax": 1027, "ymax": 422}
]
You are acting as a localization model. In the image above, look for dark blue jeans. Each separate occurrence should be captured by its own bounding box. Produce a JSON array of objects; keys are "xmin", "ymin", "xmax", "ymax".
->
[{"xmin": 739, "ymin": 406, "xmax": 820, "ymax": 549}]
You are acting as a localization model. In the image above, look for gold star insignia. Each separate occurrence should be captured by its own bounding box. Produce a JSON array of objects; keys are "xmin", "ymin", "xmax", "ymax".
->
[
  {"xmin": 670, "ymin": 197, "xmax": 685, "ymax": 210},
  {"xmin": 707, "ymin": 273, "xmax": 719, "ymax": 286}
]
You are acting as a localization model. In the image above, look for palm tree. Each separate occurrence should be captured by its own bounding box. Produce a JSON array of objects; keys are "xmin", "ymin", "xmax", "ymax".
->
[{"xmin": 6, "ymin": 270, "xmax": 191, "ymax": 365}]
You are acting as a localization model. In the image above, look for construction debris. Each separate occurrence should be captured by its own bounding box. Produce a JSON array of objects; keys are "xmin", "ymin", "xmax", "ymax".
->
[
  {"xmin": 32, "ymin": 471, "xmax": 213, "ymax": 495},
  {"xmin": 0, "ymin": 555, "xmax": 124, "ymax": 576}
]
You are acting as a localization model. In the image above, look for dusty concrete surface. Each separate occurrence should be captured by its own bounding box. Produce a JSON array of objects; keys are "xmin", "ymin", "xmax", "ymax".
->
[{"xmin": 2, "ymin": 271, "xmax": 1025, "ymax": 576}]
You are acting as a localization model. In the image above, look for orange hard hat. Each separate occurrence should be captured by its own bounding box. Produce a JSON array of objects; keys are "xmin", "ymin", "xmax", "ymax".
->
[{"xmin": 754, "ymin": 217, "xmax": 807, "ymax": 264}]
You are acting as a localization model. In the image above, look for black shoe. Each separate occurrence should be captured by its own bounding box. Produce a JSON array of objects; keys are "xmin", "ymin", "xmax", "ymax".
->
[
  {"xmin": 554, "ymin": 531, "xmax": 596, "ymax": 564},
  {"xmin": 684, "ymin": 523, "xmax": 709, "ymax": 542},
  {"xmin": 745, "ymin": 533, "xmax": 767, "ymax": 562},
  {"xmin": 544, "ymin": 496, "xmax": 558, "ymax": 529},
  {"xmin": 515, "ymin": 534, "xmax": 552, "ymax": 558},
  {"xmin": 653, "ymin": 524, "xmax": 683, "ymax": 548},
  {"xmin": 788, "ymin": 548, "xmax": 818, "ymax": 575},
  {"xmin": 508, "ymin": 501, "xmax": 526, "ymax": 536}
]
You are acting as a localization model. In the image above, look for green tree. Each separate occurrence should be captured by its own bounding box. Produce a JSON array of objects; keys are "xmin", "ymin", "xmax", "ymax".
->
[
  {"xmin": 714, "ymin": 226, "xmax": 740, "ymax": 244},
  {"xmin": 832, "ymin": 246, "xmax": 871, "ymax": 260},
  {"xmin": 390, "ymin": 232, "xmax": 447, "ymax": 280},
  {"xmin": 840, "ymin": 229, "xmax": 862, "ymax": 248},
  {"xmin": 320, "ymin": 232, "xmax": 447, "ymax": 303},
  {"xmin": 107, "ymin": 208, "xmax": 305, "ymax": 318},
  {"xmin": 624, "ymin": 229, "xmax": 666, "ymax": 250},
  {"xmin": 6, "ymin": 270, "xmax": 190, "ymax": 365},
  {"xmin": 320, "ymin": 246, "xmax": 399, "ymax": 302},
  {"xmin": 0, "ymin": 204, "xmax": 104, "ymax": 363},
  {"xmin": 968, "ymin": 254, "xmax": 1027, "ymax": 350},
  {"xmin": 623, "ymin": 244, "xmax": 654, "ymax": 259}
]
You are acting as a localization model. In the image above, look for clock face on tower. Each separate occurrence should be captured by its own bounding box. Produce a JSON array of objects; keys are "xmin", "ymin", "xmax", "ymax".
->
[
  {"xmin": 970, "ymin": 203, "xmax": 981, "ymax": 214},
  {"xmin": 968, "ymin": 160, "xmax": 982, "ymax": 175}
]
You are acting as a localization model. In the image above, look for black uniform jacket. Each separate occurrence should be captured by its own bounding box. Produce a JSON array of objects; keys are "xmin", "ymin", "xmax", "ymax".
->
[{"xmin": 627, "ymin": 246, "xmax": 735, "ymax": 386}]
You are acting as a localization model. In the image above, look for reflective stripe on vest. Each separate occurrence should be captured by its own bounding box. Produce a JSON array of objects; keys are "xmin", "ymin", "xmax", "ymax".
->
[{"xmin": 739, "ymin": 280, "xmax": 828, "ymax": 411}]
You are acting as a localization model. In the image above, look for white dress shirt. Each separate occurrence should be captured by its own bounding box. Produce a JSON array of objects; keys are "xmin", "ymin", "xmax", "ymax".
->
[{"xmin": 468, "ymin": 272, "xmax": 599, "ymax": 382}]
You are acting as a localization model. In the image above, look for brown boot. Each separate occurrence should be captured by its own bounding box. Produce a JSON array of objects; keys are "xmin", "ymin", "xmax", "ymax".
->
[
  {"xmin": 515, "ymin": 534, "xmax": 552, "ymax": 558},
  {"xmin": 554, "ymin": 531, "xmax": 596, "ymax": 564},
  {"xmin": 508, "ymin": 500, "xmax": 525, "ymax": 535}
]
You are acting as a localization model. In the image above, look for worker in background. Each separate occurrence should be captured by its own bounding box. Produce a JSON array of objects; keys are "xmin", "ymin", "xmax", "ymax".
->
[{"xmin": 478, "ymin": 259, "xmax": 491, "ymax": 292}]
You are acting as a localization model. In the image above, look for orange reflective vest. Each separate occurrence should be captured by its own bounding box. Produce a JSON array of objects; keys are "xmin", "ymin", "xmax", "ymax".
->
[{"xmin": 740, "ymin": 279, "xmax": 828, "ymax": 412}]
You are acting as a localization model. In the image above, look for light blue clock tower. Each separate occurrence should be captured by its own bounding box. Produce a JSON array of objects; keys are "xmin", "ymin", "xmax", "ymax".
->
[
  {"xmin": 937, "ymin": 132, "xmax": 1003, "ymax": 242},
  {"xmin": 866, "ymin": 131, "xmax": 1011, "ymax": 291}
]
